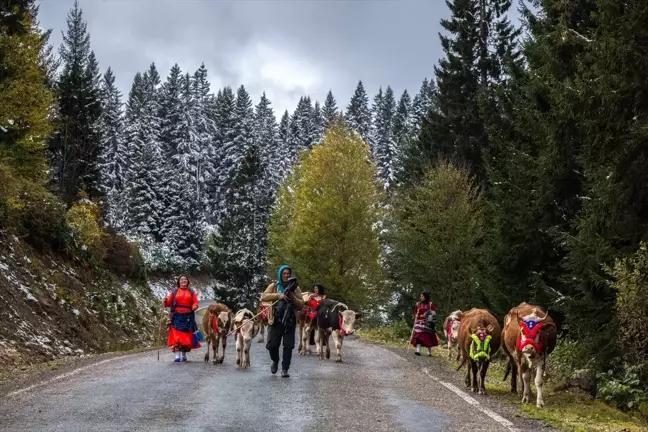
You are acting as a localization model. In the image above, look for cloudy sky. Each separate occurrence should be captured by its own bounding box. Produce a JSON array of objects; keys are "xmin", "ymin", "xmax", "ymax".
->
[{"xmin": 37, "ymin": 0, "xmax": 522, "ymax": 117}]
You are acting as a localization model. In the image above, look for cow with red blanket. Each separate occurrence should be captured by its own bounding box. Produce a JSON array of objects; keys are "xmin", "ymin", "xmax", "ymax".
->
[
  {"xmin": 297, "ymin": 284, "xmax": 327, "ymax": 356},
  {"xmin": 201, "ymin": 303, "xmax": 233, "ymax": 364}
]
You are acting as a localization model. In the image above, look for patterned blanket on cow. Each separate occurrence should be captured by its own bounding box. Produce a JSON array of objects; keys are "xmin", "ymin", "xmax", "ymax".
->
[{"xmin": 303, "ymin": 298, "xmax": 321, "ymax": 320}]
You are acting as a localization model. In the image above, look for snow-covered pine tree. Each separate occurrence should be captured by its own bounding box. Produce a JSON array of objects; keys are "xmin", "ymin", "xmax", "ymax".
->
[
  {"xmin": 411, "ymin": 78, "xmax": 436, "ymax": 137},
  {"xmin": 289, "ymin": 96, "xmax": 315, "ymax": 153},
  {"xmin": 209, "ymin": 86, "xmax": 237, "ymax": 223},
  {"xmin": 370, "ymin": 87, "xmax": 384, "ymax": 158},
  {"xmin": 322, "ymin": 90, "xmax": 339, "ymax": 130},
  {"xmin": 49, "ymin": 1, "xmax": 103, "ymax": 203},
  {"xmin": 312, "ymin": 101, "xmax": 324, "ymax": 145},
  {"xmin": 345, "ymin": 80, "xmax": 371, "ymax": 145},
  {"xmin": 97, "ymin": 67, "xmax": 126, "ymax": 229},
  {"xmin": 371, "ymin": 86, "xmax": 397, "ymax": 189},
  {"xmin": 124, "ymin": 68, "xmax": 165, "ymax": 241},
  {"xmin": 275, "ymin": 109, "xmax": 293, "ymax": 182},
  {"xmin": 392, "ymin": 89, "xmax": 412, "ymax": 184}
]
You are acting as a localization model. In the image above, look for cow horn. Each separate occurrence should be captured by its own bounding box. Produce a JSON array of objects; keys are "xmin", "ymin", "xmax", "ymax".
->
[
  {"xmin": 516, "ymin": 310, "xmax": 522, "ymax": 323},
  {"xmin": 538, "ymin": 309, "xmax": 549, "ymax": 322}
]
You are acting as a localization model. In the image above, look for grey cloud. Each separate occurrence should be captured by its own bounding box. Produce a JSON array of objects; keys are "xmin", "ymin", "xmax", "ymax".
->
[{"xmin": 36, "ymin": 0, "xmax": 521, "ymax": 115}]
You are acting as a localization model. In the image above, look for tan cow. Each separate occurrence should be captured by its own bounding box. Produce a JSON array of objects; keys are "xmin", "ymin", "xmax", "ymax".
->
[
  {"xmin": 233, "ymin": 308, "xmax": 259, "ymax": 369},
  {"xmin": 443, "ymin": 310, "xmax": 463, "ymax": 360},
  {"xmin": 201, "ymin": 303, "xmax": 234, "ymax": 364},
  {"xmin": 256, "ymin": 302, "xmax": 270, "ymax": 343},
  {"xmin": 502, "ymin": 303, "xmax": 557, "ymax": 408},
  {"xmin": 456, "ymin": 308, "xmax": 501, "ymax": 395},
  {"xmin": 297, "ymin": 292, "xmax": 324, "ymax": 356}
]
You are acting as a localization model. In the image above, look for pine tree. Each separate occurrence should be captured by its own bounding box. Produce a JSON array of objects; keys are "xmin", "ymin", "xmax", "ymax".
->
[
  {"xmin": 209, "ymin": 86, "xmax": 236, "ymax": 222},
  {"xmin": 49, "ymin": 1, "xmax": 103, "ymax": 203},
  {"xmin": 392, "ymin": 89, "xmax": 412, "ymax": 183},
  {"xmin": 346, "ymin": 80, "xmax": 371, "ymax": 145},
  {"xmin": 275, "ymin": 110, "xmax": 292, "ymax": 182},
  {"xmin": 97, "ymin": 67, "xmax": 126, "ymax": 228},
  {"xmin": 322, "ymin": 90, "xmax": 339, "ymax": 129},
  {"xmin": 290, "ymin": 96, "xmax": 315, "ymax": 153},
  {"xmin": 410, "ymin": 78, "xmax": 435, "ymax": 137},
  {"xmin": 124, "ymin": 70, "xmax": 165, "ymax": 240},
  {"xmin": 312, "ymin": 101, "xmax": 324, "ymax": 144},
  {"xmin": 0, "ymin": 0, "xmax": 53, "ymax": 183},
  {"xmin": 372, "ymin": 86, "xmax": 397, "ymax": 189}
]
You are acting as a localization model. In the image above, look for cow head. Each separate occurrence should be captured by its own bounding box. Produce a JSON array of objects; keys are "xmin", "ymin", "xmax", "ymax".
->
[
  {"xmin": 217, "ymin": 311, "xmax": 231, "ymax": 335},
  {"xmin": 339, "ymin": 309, "xmax": 362, "ymax": 336},
  {"xmin": 448, "ymin": 310, "xmax": 463, "ymax": 340},
  {"xmin": 469, "ymin": 324, "xmax": 495, "ymax": 361},
  {"xmin": 516, "ymin": 308, "xmax": 555, "ymax": 361}
]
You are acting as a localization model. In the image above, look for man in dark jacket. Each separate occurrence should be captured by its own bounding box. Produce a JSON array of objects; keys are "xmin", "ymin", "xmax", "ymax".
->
[{"xmin": 260, "ymin": 265, "xmax": 304, "ymax": 377}]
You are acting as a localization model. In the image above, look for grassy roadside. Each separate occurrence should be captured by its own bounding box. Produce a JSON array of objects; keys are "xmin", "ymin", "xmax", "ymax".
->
[{"xmin": 357, "ymin": 326, "xmax": 648, "ymax": 432}]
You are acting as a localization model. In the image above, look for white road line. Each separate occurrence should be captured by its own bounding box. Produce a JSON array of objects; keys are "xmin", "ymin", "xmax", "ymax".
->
[
  {"xmin": 6, "ymin": 357, "xmax": 122, "ymax": 398},
  {"xmin": 423, "ymin": 368, "xmax": 520, "ymax": 432}
]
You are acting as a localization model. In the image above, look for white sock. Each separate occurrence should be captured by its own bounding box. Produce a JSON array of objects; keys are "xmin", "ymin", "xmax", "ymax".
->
[
  {"xmin": 428, "ymin": 348, "xmax": 432, "ymax": 355},
  {"xmin": 416, "ymin": 344, "xmax": 421, "ymax": 353},
  {"xmin": 174, "ymin": 351, "xmax": 181, "ymax": 360},
  {"xmin": 181, "ymin": 351, "xmax": 187, "ymax": 359}
]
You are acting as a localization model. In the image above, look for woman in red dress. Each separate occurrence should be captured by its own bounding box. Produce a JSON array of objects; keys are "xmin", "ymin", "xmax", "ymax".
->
[
  {"xmin": 164, "ymin": 275, "xmax": 200, "ymax": 362},
  {"xmin": 410, "ymin": 291, "xmax": 438, "ymax": 356}
]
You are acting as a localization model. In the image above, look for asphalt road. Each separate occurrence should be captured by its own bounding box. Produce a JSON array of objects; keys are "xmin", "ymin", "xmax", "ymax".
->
[{"xmin": 0, "ymin": 330, "xmax": 554, "ymax": 432}]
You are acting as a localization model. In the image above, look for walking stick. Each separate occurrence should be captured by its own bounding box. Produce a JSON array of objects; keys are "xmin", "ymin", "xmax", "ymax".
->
[{"xmin": 406, "ymin": 318, "xmax": 416, "ymax": 352}]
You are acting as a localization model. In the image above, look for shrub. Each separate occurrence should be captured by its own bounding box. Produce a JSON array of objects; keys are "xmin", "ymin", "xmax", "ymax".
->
[
  {"xmin": 604, "ymin": 242, "xmax": 648, "ymax": 387},
  {"xmin": 66, "ymin": 199, "xmax": 107, "ymax": 261},
  {"xmin": 104, "ymin": 233, "xmax": 146, "ymax": 283},
  {"xmin": 597, "ymin": 367, "xmax": 647, "ymax": 413}
]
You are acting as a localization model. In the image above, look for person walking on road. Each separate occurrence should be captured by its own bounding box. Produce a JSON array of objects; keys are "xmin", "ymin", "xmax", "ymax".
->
[
  {"xmin": 261, "ymin": 265, "xmax": 304, "ymax": 377},
  {"xmin": 410, "ymin": 291, "xmax": 438, "ymax": 356},
  {"xmin": 164, "ymin": 275, "xmax": 200, "ymax": 362}
]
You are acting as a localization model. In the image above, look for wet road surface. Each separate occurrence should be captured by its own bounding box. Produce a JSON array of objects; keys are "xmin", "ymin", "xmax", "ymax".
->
[{"xmin": 1, "ymin": 335, "xmax": 553, "ymax": 432}]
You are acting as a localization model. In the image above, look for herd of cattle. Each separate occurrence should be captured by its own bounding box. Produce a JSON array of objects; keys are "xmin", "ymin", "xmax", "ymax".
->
[
  {"xmin": 197, "ymin": 296, "xmax": 555, "ymax": 410},
  {"xmin": 198, "ymin": 291, "xmax": 360, "ymax": 370},
  {"xmin": 443, "ymin": 302, "xmax": 557, "ymax": 408}
]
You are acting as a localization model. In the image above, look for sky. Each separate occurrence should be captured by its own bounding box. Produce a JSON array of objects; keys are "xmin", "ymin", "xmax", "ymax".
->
[{"xmin": 37, "ymin": 0, "xmax": 523, "ymax": 117}]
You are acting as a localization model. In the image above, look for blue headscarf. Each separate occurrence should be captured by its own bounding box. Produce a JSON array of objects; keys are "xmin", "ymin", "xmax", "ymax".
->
[{"xmin": 276, "ymin": 265, "xmax": 291, "ymax": 294}]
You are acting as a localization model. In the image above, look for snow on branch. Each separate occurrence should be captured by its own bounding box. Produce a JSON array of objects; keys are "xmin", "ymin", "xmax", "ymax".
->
[{"xmin": 568, "ymin": 29, "xmax": 593, "ymax": 44}]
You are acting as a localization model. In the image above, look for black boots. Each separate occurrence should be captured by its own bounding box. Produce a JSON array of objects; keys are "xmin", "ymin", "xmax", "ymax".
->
[
  {"xmin": 271, "ymin": 362, "xmax": 278, "ymax": 374},
  {"xmin": 281, "ymin": 370, "xmax": 290, "ymax": 378}
]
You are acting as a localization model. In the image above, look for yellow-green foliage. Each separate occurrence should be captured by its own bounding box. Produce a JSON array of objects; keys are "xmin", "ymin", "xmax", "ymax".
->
[
  {"xmin": 0, "ymin": 6, "xmax": 54, "ymax": 182},
  {"xmin": 268, "ymin": 123, "xmax": 383, "ymax": 309},
  {"xmin": 66, "ymin": 199, "xmax": 107, "ymax": 261}
]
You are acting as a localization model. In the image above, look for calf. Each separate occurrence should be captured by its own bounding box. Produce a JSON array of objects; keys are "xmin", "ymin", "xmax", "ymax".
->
[
  {"xmin": 202, "ymin": 303, "xmax": 233, "ymax": 364},
  {"xmin": 456, "ymin": 308, "xmax": 501, "ymax": 395},
  {"xmin": 316, "ymin": 299, "xmax": 361, "ymax": 363},
  {"xmin": 443, "ymin": 310, "xmax": 463, "ymax": 360},
  {"xmin": 298, "ymin": 292, "xmax": 323, "ymax": 356},
  {"xmin": 256, "ymin": 302, "xmax": 270, "ymax": 343},
  {"xmin": 502, "ymin": 302, "xmax": 557, "ymax": 408},
  {"xmin": 233, "ymin": 308, "xmax": 259, "ymax": 369}
]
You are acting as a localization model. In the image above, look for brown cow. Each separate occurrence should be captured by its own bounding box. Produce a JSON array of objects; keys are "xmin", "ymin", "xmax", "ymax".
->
[
  {"xmin": 456, "ymin": 308, "xmax": 501, "ymax": 395},
  {"xmin": 297, "ymin": 292, "xmax": 325, "ymax": 356},
  {"xmin": 202, "ymin": 303, "xmax": 234, "ymax": 364},
  {"xmin": 502, "ymin": 303, "xmax": 557, "ymax": 408},
  {"xmin": 256, "ymin": 302, "xmax": 270, "ymax": 343}
]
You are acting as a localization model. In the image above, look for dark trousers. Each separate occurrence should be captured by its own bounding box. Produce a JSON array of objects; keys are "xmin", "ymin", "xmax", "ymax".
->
[{"xmin": 266, "ymin": 322, "xmax": 296, "ymax": 371}]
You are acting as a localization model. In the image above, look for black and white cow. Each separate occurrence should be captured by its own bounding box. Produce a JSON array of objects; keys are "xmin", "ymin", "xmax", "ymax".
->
[{"xmin": 316, "ymin": 299, "xmax": 361, "ymax": 363}]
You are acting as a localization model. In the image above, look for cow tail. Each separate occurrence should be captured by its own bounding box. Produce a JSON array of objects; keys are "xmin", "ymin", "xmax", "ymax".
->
[
  {"xmin": 456, "ymin": 355, "xmax": 466, "ymax": 371},
  {"xmin": 503, "ymin": 361, "xmax": 511, "ymax": 381}
]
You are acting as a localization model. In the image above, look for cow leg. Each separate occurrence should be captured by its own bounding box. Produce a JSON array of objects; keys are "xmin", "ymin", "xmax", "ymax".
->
[
  {"xmin": 298, "ymin": 323, "xmax": 305, "ymax": 355},
  {"xmin": 332, "ymin": 330, "xmax": 343, "ymax": 363},
  {"xmin": 244, "ymin": 336, "xmax": 252, "ymax": 368},
  {"xmin": 521, "ymin": 362, "xmax": 532, "ymax": 403},
  {"xmin": 204, "ymin": 333, "xmax": 211, "ymax": 362},
  {"xmin": 464, "ymin": 359, "xmax": 472, "ymax": 388},
  {"xmin": 316, "ymin": 328, "xmax": 323, "ymax": 358},
  {"xmin": 471, "ymin": 360, "xmax": 479, "ymax": 393},
  {"xmin": 257, "ymin": 322, "xmax": 264, "ymax": 343},
  {"xmin": 447, "ymin": 340, "xmax": 452, "ymax": 360},
  {"xmin": 535, "ymin": 359, "xmax": 546, "ymax": 408},
  {"xmin": 325, "ymin": 332, "xmax": 331, "ymax": 359},
  {"xmin": 219, "ymin": 332, "xmax": 227, "ymax": 364},
  {"xmin": 236, "ymin": 334, "xmax": 242, "ymax": 367},
  {"xmin": 510, "ymin": 359, "xmax": 518, "ymax": 394},
  {"xmin": 478, "ymin": 360, "xmax": 489, "ymax": 395},
  {"xmin": 305, "ymin": 325, "xmax": 312, "ymax": 354}
]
